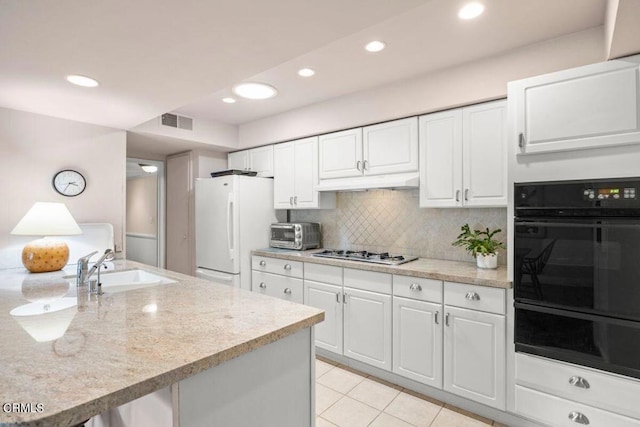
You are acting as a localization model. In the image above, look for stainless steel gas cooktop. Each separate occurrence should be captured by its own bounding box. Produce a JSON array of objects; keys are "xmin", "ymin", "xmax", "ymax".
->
[{"xmin": 312, "ymin": 249, "xmax": 418, "ymax": 266}]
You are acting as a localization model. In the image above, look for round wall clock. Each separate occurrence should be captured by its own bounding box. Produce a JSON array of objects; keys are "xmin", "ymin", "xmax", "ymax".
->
[{"xmin": 52, "ymin": 169, "xmax": 86, "ymax": 197}]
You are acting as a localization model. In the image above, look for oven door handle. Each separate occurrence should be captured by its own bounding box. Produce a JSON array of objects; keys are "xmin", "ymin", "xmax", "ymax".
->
[
  {"xmin": 515, "ymin": 220, "xmax": 640, "ymax": 229},
  {"xmin": 515, "ymin": 302, "xmax": 640, "ymax": 327}
]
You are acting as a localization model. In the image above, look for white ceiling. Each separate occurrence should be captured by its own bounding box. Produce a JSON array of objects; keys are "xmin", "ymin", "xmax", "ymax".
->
[{"xmin": 0, "ymin": 0, "xmax": 614, "ymax": 131}]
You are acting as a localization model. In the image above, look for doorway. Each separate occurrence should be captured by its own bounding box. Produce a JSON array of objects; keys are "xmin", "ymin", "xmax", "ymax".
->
[{"xmin": 125, "ymin": 158, "xmax": 166, "ymax": 267}]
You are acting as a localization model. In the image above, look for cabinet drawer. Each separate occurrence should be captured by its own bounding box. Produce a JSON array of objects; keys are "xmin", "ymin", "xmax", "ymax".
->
[
  {"xmin": 444, "ymin": 282, "xmax": 504, "ymax": 315},
  {"xmin": 393, "ymin": 275, "xmax": 442, "ymax": 303},
  {"xmin": 252, "ymin": 271, "xmax": 303, "ymax": 304},
  {"xmin": 304, "ymin": 263, "xmax": 342, "ymax": 285},
  {"xmin": 252, "ymin": 256, "xmax": 303, "ymax": 279},
  {"xmin": 515, "ymin": 385, "xmax": 640, "ymax": 427},
  {"xmin": 344, "ymin": 268, "xmax": 391, "ymax": 294},
  {"xmin": 516, "ymin": 353, "xmax": 640, "ymax": 420}
]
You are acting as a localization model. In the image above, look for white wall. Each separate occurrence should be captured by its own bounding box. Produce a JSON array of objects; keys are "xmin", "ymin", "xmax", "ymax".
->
[
  {"xmin": 238, "ymin": 27, "xmax": 605, "ymax": 148},
  {"xmin": 0, "ymin": 107, "xmax": 126, "ymax": 266},
  {"xmin": 196, "ymin": 150, "xmax": 228, "ymax": 178}
]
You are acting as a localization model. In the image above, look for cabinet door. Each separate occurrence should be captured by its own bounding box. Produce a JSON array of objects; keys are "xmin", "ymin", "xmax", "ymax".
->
[
  {"xmin": 444, "ymin": 306, "xmax": 505, "ymax": 410},
  {"xmin": 318, "ymin": 128, "xmax": 363, "ymax": 179},
  {"xmin": 392, "ymin": 297, "xmax": 442, "ymax": 388},
  {"xmin": 419, "ymin": 109, "xmax": 463, "ymax": 207},
  {"xmin": 363, "ymin": 117, "xmax": 418, "ymax": 176},
  {"xmin": 252, "ymin": 270, "xmax": 303, "ymax": 304},
  {"xmin": 227, "ymin": 150, "xmax": 248, "ymax": 171},
  {"xmin": 462, "ymin": 101, "xmax": 507, "ymax": 207},
  {"xmin": 511, "ymin": 58, "xmax": 640, "ymax": 155},
  {"xmin": 343, "ymin": 287, "xmax": 391, "ymax": 371},
  {"xmin": 249, "ymin": 145, "xmax": 274, "ymax": 177},
  {"xmin": 293, "ymin": 137, "xmax": 319, "ymax": 208},
  {"xmin": 166, "ymin": 152, "xmax": 193, "ymax": 275},
  {"xmin": 273, "ymin": 142, "xmax": 295, "ymax": 209},
  {"xmin": 304, "ymin": 280, "xmax": 343, "ymax": 354}
]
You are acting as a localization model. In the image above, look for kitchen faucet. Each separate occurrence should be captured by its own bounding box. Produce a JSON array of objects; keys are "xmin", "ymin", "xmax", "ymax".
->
[{"xmin": 77, "ymin": 249, "xmax": 115, "ymax": 294}]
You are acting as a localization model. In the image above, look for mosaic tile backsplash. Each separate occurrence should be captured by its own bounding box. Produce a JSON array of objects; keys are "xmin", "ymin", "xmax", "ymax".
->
[{"xmin": 290, "ymin": 189, "xmax": 508, "ymax": 265}]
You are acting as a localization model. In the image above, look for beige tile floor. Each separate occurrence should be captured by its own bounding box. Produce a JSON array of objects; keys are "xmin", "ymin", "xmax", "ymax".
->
[{"xmin": 315, "ymin": 357, "xmax": 508, "ymax": 427}]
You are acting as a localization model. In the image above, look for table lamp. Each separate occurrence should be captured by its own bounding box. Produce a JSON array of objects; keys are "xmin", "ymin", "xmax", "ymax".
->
[{"xmin": 10, "ymin": 202, "xmax": 82, "ymax": 273}]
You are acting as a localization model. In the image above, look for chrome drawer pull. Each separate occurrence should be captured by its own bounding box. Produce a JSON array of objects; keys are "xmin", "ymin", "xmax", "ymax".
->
[
  {"xmin": 284, "ymin": 264, "xmax": 292, "ymax": 271},
  {"xmin": 569, "ymin": 376, "xmax": 590, "ymax": 389},
  {"xmin": 284, "ymin": 288, "xmax": 292, "ymax": 295},
  {"xmin": 435, "ymin": 311, "xmax": 439, "ymax": 325},
  {"xmin": 409, "ymin": 283, "xmax": 422, "ymax": 292},
  {"xmin": 259, "ymin": 282, "xmax": 266, "ymax": 289},
  {"xmin": 465, "ymin": 291, "xmax": 480, "ymax": 301},
  {"xmin": 259, "ymin": 260, "xmax": 266, "ymax": 266},
  {"xmin": 568, "ymin": 411, "xmax": 589, "ymax": 425}
]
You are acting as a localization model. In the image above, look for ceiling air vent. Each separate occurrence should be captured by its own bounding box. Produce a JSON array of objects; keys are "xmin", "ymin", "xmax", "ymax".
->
[{"xmin": 161, "ymin": 113, "xmax": 193, "ymax": 131}]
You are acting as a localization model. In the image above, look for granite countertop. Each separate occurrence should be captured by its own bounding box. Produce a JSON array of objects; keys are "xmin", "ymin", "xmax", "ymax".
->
[
  {"xmin": 0, "ymin": 260, "xmax": 323, "ymax": 426},
  {"xmin": 252, "ymin": 249, "xmax": 511, "ymax": 289}
]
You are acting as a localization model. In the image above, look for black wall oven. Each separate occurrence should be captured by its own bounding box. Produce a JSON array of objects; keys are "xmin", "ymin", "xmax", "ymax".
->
[{"xmin": 514, "ymin": 177, "xmax": 640, "ymax": 379}]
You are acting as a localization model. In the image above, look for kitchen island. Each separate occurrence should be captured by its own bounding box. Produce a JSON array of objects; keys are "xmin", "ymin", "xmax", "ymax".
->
[{"xmin": 0, "ymin": 260, "xmax": 323, "ymax": 426}]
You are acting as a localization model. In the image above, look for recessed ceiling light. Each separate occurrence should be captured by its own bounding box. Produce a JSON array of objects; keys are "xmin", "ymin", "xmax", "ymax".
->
[
  {"xmin": 222, "ymin": 97, "xmax": 236, "ymax": 104},
  {"xmin": 298, "ymin": 68, "xmax": 315, "ymax": 77},
  {"xmin": 232, "ymin": 82, "xmax": 277, "ymax": 100},
  {"xmin": 365, "ymin": 41, "xmax": 386, "ymax": 53},
  {"xmin": 66, "ymin": 74, "xmax": 99, "ymax": 87},
  {"xmin": 458, "ymin": 2, "xmax": 485, "ymax": 20}
]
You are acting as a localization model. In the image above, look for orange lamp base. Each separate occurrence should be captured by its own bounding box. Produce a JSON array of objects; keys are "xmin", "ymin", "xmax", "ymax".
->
[{"xmin": 21, "ymin": 238, "xmax": 70, "ymax": 273}]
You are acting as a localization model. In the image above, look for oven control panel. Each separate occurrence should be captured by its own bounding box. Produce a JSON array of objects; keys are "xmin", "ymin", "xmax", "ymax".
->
[{"xmin": 583, "ymin": 187, "xmax": 636, "ymax": 200}]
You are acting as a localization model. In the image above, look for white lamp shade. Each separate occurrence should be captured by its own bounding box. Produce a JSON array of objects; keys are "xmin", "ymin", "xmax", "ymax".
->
[{"xmin": 10, "ymin": 202, "xmax": 82, "ymax": 236}]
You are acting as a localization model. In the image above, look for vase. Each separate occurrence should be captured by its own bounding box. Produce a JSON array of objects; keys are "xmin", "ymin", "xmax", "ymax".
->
[{"xmin": 476, "ymin": 253, "xmax": 498, "ymax": 269}]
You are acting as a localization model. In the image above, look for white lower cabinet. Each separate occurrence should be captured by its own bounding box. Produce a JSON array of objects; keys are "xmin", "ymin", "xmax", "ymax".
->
[
  {"xmin": 444, "ymin": 281, "xmax": 506, "ymax": 410},
  {"xmin": 304, "ymin": 280, "xmax": 343, "ymax": 353},
  {"xmin": 443, "ymin": 305, "xmax": 506, "ymax": 410},
  {"xmin": 343, "ymin": 287, "xmax": 392, "ymax": 371},
  {"xmin": 252, "ymin": 270, "xmax": 303, "ymax": 304},
  {"xmin": 392, "ymin": 297, "xmax": 442, "ymax": 388}
]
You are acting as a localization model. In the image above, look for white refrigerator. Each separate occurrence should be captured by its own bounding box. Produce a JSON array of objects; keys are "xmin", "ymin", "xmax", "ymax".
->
[{"xmin": 195, "ymin": 175, "xmax": 277, "ymax": 290}]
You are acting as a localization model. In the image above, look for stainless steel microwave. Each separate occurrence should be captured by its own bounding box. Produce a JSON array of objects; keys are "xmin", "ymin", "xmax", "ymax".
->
[{"xmin": 270, "ymin": 223, "xmax": 320, "ymax": 250}]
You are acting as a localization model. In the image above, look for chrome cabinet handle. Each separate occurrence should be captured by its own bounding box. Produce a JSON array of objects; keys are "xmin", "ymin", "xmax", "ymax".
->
[
  {"xmin": 289, "ymin": 196, "xmax": 293, "ymax": 205},
  {"xmin": 356, "ymin": 160, "xmax": 362, "ymax": 171},
  {"xmin": 284, "ymin": 264, "xmax": 292, "ymax": 271},
  {"xmin": 464, "ymin": 189, "xmax": 469, "ymax": 201},
  {"xmin": 518, "ymin": 133, "xmax": 525, "ymax": 149},
  {"xmin": 336, "ymin": 292, "xmax": 341, "ymax": 303},
  {"xmin": 569, "ymin": 376, "xmax": 590, "ymax": 389},
  {"xmin": 465, "ymin": 292, "xmax": 480, "ymax": 301},
  {"xmin": 435, "ymin": 311, "xmax": 439, "ymax": 325},
  {"xmin": 343, "ymin": 293, "xmax": 348, "ymax": 304},
  {"xmin": 284, "ymin": 288, "xmax": 292, "ymax": 295},
  {"xmin": 259, "ymin": 282, "xmax": 266, "ymax": 289},
  {"xmin": 568, "ymin": 411, "xmax": 589, "ymax": 425},
  {"xmin": 363, "ymin": 160, "xmax": 368, "ymax": 170},
  {"xmin": 294, "ymin": 196, "xmax": 298, "ymax": 205},
  {"xmin": 455, "ymin": 190, "xmax": 460, "ymax": 202},
  {"xmin": 445, "ymin": 312, "xmax": 450, "ymax": 326},
  {"xmin": 259, "ymin": 260, "xmax": 266, "ymax": 266},
  {"xmin": 409, "ymin": 283, "xmax": 422, "ymax": 292}
]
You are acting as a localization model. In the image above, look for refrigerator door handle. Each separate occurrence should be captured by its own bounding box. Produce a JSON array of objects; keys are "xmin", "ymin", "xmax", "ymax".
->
[{"xmin": 227, "ymin": 192, "xmax": 234, "ymax": 259}]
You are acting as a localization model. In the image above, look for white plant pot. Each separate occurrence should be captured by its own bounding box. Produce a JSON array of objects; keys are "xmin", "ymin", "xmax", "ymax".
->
[{"xmin": 476, "ymin": 253, "xmax": 498, "ymax": 269}]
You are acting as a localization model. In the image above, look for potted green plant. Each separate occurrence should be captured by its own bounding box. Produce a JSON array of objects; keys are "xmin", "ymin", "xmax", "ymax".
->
[{"xmin": 452, "ymin": 224, "xmax": 505, "ymax": 269}]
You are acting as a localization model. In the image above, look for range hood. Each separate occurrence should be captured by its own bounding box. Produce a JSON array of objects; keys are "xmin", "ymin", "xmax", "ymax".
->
[{"xmin": 315, "ymin": 172, "xmax": 419, "ymax": 192}]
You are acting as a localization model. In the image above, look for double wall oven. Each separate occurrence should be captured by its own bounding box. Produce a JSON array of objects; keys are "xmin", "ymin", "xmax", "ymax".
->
[{"xmin": 514, "ymin": 177, "xmax": 640, "ymax": 380}]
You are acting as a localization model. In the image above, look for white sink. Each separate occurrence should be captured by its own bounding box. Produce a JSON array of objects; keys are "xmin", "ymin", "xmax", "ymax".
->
[{"xmin": 66, "ymin": 269, "xmax": 177, "ymax": 293}]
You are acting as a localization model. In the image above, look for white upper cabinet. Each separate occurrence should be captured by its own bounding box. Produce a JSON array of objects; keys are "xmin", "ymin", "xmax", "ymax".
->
[
  {"xmin": 462, "ymin": 102, "xmax": 507, "ymax": 207},
  {"xmin": 227, "ymin": 150, "xmax": 248, "ymax": 171},
  {"xmin": 318, "ymin": 118, "xmax": 419, "ymax": 182},
  {"xmin": 273, "ymin": 137, "xmax": 335, "ymax": 209},
  {"xmin": 419, "ymin": 100, "xmax": 507, "ymax": 208},
  {"xmin": 509, "ymin": 56, "xmax": 640, "ymax": 155},
  {"xmin": 318, "ymin": 128, "xmax": 363, "ymax": 179},
  {"xmin": 227, "ymin": 146, "xmax": 274, "ymax": 177},
  {"xmin": 363, "ymin": 118, "xmax": 419, "ymax": 176}
]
